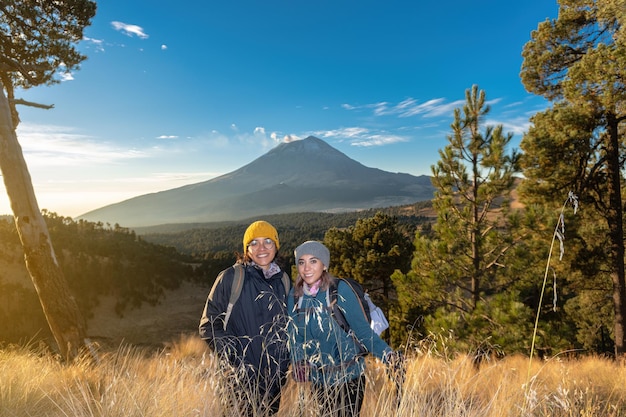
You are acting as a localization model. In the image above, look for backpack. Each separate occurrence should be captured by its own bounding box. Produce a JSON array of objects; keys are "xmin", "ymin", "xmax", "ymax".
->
[
  {"xmin": 294, "ymin": 277, "xmax": 389, "ymax": 339},
  {"xmin": 329, "ymin": 277, "xmax": 390, "ymax": 336},
  {"xmin": 223, "ymin": 263, "xmax": 291, "ymax": 330}
]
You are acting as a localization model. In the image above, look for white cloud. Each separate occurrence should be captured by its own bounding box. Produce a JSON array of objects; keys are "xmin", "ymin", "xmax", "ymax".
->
[
  {"xmin": 83, "ymin": 36, "xmax": 105, "ymax": 52},
  {"xmin": 156, "ymin": 135, "xmax": 179, "ymax": 139},
  {"xmin": 56, "ymin": 63, "xmax": 74, "ymax": 82},
  {"xmin": 346, "ymin": 97, "xmax": 468, "ymax": 119},
  {"xmin": 111, "ymin": 21, "xmax": 149, "ymax": 39},
  {"xmin": 487, "ymin": 117, "xmax": 531, "ymax": 136},
  {"xmin": 16, "ymin": 123, "xmax": 147, "ymax": 167},
  {"xmin": 281, "ymin": 134, "xmax": 301, "ymax": 143},
  {"xmin": 350, "ymin": 134, "xmax": 409, "ymax": 147},
  {"xmin": 161, "ymin": 44, "xmax": 168, "ymax": 50},
  {"xmin": 314, "ymin": 127, "xmax": 370, "ymax": 139},
  {"xmin": 310, "ymin": 127, "xmax": 408, "ymax": 148},
  {"xmin": 59, "ymin": 72, "xmax": 74, "ymax": 82}
]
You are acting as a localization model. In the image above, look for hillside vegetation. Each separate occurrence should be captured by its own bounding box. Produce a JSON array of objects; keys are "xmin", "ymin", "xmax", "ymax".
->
[
  {"xmin": 0, "ymin": 212, "xmax": 198, "ymax": 345},
  {"xmin": 137, "ymin": 202, "xmax": 432, "ymax": 258}
]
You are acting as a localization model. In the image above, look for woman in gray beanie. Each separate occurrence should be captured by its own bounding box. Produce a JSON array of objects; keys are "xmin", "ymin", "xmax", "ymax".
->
[{"xmin": 287, "ymin": 240, "xmax": 403, "ymax": 417}]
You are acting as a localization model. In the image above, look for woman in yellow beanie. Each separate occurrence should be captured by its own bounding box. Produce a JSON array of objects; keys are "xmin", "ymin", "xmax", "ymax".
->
[{"xmin": 199, "ymin": 220, "xmax": 291, "ymax": 416}]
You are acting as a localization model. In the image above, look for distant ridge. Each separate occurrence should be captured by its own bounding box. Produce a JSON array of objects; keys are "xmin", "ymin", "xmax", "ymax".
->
[{"xmin": 78, "ymin": 136, "xmax": 435, "ymax": 227}]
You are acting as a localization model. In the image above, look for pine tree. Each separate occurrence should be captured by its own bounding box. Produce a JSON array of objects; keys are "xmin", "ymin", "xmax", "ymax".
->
[
  {"xmin": 520, "ymin": 0, "xmax": 626, "ymax": 356},
  {"xmin": 395, "ymin": 86, "xmax": 524, "ymax": 352}
]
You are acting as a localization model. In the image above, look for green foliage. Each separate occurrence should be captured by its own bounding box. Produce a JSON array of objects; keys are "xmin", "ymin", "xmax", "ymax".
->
[
  {"xmin": 141, "ymin": 206, "xmax": 427, "ymax": 269},
  {"xmin": 519, "ymin": 103, "xmax": 604, "ymax": 207},
  {"xmin": 323, "ymin": 212, "xmax": 414, "ymax": 347},
  {"xmin": 520, "ymin": 0, "xmax": 626, "ymax": 355},
  {"xmin": 0, "ymin": 0, "xmax": 97, "ymax": 90},
  {"xmin": 0, "ymin": 282, "xmax": 51, "ymax": 341},
  {"xmin": 397, "ymin": 85, "xmax": 535, "ymax": 353},
  {"xmin": 424, "ymin": 291, "xmax": 535, "ymax": 354}
]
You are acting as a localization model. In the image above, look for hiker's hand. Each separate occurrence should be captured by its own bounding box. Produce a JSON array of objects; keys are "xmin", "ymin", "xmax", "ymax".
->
[
  {"xmin": 384, "ymin": 351, "xmax": 406, "ymax": 388},
  {"xmin": 292, "ymin": 361, "xmax": 309, "ymax": 382}
]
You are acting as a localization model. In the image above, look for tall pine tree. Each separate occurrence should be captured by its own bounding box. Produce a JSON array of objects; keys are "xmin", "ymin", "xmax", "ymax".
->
[
  {"xmin": 520, "ymin": 0, "xmax": 626, "ymax": 356},
  {"xmin": 395, "ymin": 86, "xmax": 526, "ymax": 352}
]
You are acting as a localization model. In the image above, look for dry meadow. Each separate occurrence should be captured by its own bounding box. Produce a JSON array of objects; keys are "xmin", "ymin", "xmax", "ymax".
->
[{"xmin": 1, "ymin": 334, "xmax": 625, "ymax": 417}]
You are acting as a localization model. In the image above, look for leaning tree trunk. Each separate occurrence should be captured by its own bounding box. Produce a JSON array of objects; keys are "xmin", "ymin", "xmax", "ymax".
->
[{"xmin": 0, "ymin": 85, "xmax": 86, "ymax": 361}]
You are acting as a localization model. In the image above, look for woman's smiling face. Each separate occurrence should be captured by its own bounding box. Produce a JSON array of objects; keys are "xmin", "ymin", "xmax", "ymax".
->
[
  {"xmin": 297, "ymin": 254, "xmax": 325, "ymax": 286},
  {"xmin": 247, "ymin": 237, "xmax": 276, "ymax": 270}
]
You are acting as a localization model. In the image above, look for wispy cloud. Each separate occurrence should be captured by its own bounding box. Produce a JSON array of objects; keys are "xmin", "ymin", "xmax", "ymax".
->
[
  {"xmin": 487, "ymin": 116, "xmax": 531, "ymax": 136},
  {"xmin": 350, "ymin": 134, "xmax": 409, "ymax": 147},
  {"xmin": 17, "ymin": 123, "xmax": 146, "ymax": 166},
  {"xmin": 314, "ymin": 127, "xmax": 370, "ymax": 139},
  {"xmin": 372, "ymin": 98, "xmax": 466, "ymax": 118},
  {"xmin": 83, "ymin": 36, "xmax": 105, "ymax": 52},
  {"xmin": 58, "ymin": 72, "xmax": 74, "ymax": 82},
  {"xmin": 111, "ymin": 21, "xmax": 149, "ymax": 39},
  {"xmin": 338, "ymin": 95, "xmax": 530, "ymax": 142},
  {"xmin": 344, "ymin": 97, "xmax": 510, "ymax": 120},
  {"xmin": 310, "ymin": 127, "xmax": 408, "ymax": 147}
]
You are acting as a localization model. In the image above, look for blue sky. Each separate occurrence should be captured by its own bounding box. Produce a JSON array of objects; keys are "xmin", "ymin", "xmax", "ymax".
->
[{"xmin": 2, "ymin": 0, "xmax": 559, "ymax": 217}]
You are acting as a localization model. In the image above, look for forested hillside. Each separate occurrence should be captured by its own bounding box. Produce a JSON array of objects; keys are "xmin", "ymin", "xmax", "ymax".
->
[
  {"xmin": 138, "ymin": 202, "xmax": 433, "ymax": 261},
  {"xmin": 0, "ymin": 213, "xmax": 198, "ymax": 344}
]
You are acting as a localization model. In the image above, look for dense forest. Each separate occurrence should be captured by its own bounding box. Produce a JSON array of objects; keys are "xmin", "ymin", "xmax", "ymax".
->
[{"xmin": 138, "ymin": 203, "xmax": 431, "ymax": 257}]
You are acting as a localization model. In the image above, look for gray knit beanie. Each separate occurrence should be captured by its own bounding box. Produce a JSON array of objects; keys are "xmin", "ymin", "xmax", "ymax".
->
[{"xmin": 294, "ymin": 240, "xmax": 330, "ymax": 268}]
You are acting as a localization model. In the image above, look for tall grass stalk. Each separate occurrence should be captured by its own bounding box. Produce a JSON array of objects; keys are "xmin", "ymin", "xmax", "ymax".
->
[{"xmin": 525, "ymin": 191, "xmax": 578, "ymax": 412}]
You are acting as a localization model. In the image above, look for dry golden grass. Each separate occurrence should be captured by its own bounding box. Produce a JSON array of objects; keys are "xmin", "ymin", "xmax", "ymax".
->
[{"xmin": 1, "ymin": 335, "xmax": 625, "ymax": 417}]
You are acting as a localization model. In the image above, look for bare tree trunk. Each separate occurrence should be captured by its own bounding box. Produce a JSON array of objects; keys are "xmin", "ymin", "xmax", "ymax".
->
[
  {"xmin": 0, "ymin": 84, "xmax": 86, "ymax": 361},
  {"xmin": 606, "ymin": 114, "xmax": 626, "ymax": 357}
]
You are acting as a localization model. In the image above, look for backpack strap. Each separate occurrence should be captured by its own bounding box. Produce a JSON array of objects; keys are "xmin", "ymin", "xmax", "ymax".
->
[
  {"xmin": 328, "ymin": 281, "xmax": 351, "ymax": 333},
  {"xmin": 293, "ymin": 279, "xmax": 368, "ymax": 355},
  {"xmin": 224, "ymin": 265, "xmax": 290, "ymax": 331},
  {"xmin": 224, "ymin": 264, "xmax": 245, "ymax": 331},
  {"xmin": 338, "ymin": 278, "xmax": 369, "ymax": 323},
  {"xmin": 280, "ymin": 272, "xmax": 291, "ymax": 295},
  {"xmin": 329, "ymin": 279, "xmax": 368, "ymax": 355}
]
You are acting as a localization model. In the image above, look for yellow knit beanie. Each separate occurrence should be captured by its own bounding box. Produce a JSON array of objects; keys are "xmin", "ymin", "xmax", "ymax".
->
[{"xmin": 243, "ymin": 220, "xmax": 280, "ymax": 252}]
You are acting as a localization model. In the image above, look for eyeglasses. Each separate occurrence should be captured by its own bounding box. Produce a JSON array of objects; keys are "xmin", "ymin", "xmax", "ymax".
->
[{"xmin": 248, "ymin": 238, "xmax": 275, "ymax": 250}]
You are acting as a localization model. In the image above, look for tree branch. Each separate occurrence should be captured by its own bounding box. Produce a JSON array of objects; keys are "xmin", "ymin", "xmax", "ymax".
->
[{"xmin": 12, "ymin": 98, "xmax": 54, "ymax": 110}]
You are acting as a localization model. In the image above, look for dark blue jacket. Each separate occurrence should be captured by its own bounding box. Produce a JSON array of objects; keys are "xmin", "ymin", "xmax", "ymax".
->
[{"xmin": 199, "ymin": 263, "xmax": 290, "ymax": 388}]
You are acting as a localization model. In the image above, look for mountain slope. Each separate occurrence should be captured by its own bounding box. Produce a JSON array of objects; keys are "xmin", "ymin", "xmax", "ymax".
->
[{"xmin": 78, "ymin": 136, "xmax": 435, "ymax": 227}]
